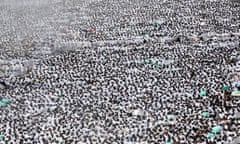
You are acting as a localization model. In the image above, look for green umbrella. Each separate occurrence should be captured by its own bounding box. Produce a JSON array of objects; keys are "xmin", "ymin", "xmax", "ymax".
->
[
  {"xmin": 153, "ymin": 62, "xmax": 158, "ymax": 67},
  {"xmin": 142, "ymin": 60, "xmax": 147, "ymax": 65},
  {"xmin": 59, "ymin": 93, "xmax": 65, "ymax": 97},
  {"xmin": 164, "ymin": 63, "xmax": 170, "ymax": 68},
  {"xmin": 200, "ymin": 90, "xmax": 207, "ymax": 97},
  {"xmin": 222, "ymin": 86, "xmax": 231, "ymax": 91},
  {"xmin": 58, "ymin": 138, "xmax": 63, "ymax": 144},
  {"xmin": 149, "ymin": 60, "xmax": 155, "ymax": 65},
  {"xmin": 151, "ymin": 63, "xmax": 159, "ymax": 68},
  {"xmin": 0, "ymin": 102, "xmax": 7, "ymax": 107},
  {"xmin": 172, "ymin": 69, "xmax": 177, "ymax": 73},
  {"xmin": 1, "ymin": 99, "xmax": 10, "ymax": 104},
  {"xmin": 153, "ymin": 21, "xmax": 159, "ymax": 27},
  {"xmin": 157, "ymin": 63, "xmax": 163, "ymax": 67},
  {"xmin": 201, "ymin": 112, "xmax": 210, "ymax": 117},
  {"xmin": 212, "ymin": 126, "xmax": 223, "ymax": 133},
  {"xmin": 150, "ymin": 63, "xmax": 155, "ymax": 67},
  {"xmin": 230, "ymin": 55, "xmax": 236, "ymax": 60},
  {"xmin": 0, "ymin": 134, "xmax": 4, "ymax": 141},
  {"xmin": 207, "ymin": 132, "xmax": 216, "ymax": 138}
]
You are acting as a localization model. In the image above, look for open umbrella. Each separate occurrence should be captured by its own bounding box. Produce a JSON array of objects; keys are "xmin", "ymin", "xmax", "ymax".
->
[
  {"xmin": 230, "ymin": 137, "xmax": 240, "ymax": 144},
  {"xmin": 0, "ymin": 99, "xmax": 10, "ymax": 107},
  {"xmin": 142, "ymin": 60, "xmax": 148, "ymax": 65},
  {"xmin": 234, "ymin": 112, "xmax": 240, "ymax": 119},
  {"xmin": 236, "ymin": 83, "xmax": 240, "ymax": 89},
  {"xmin": 231, "ymin": 91, "xmax": 240, "ymax": 96},
  {"xmin": 167, "ymin": 115, "xmax": 177, "ymax": 124},
  {"xmin": 1, "ymin": 99, "xmax": 10, "ymax": 104},
  {"xmin": 222, "ymin": 86, "xmax": 231, "ymax": 91},
  {"xmin": 58, "ymin": 137, "xmax": 63, "ymax": 144},
  {"xmin": 200, "ymin": 90, "xmax": 207, "ymax": 97},
  {"xmin": 211, "ymin": 126, "xmax": 223, "ymax": 133},
  {"xmin": 0, "ymin": 81, "xmax": 10, "ymax": 89},
  {"xmin": 207, "ymin": 132, "xmax": 216, "ymax": 138},
  {"xmin": 132, "ymin": 109, "xmax": 144, "ymax": 116},
  {"xmin": 59, "ymin": 93, "xmax": 65, "ymax": 97},
  {"xmin": 153, "ymin": 21, "xmax": 159, "ymax": 27},
  {"xmin": 0, "ymin": 134, "xmax": 4, "ymax": 141},
  {"xmin": 201, "ymin": 112, "xmax": 210, "ymax": 117},
  {"xmin": 0, "ymin": 102, "xmax": 8, "ymax": 107},
  {"xmin": 230, "ymin": 55, "xmax": 237, "ymax": 60}
]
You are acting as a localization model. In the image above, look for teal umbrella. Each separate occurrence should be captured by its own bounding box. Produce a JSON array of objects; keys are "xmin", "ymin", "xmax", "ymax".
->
[
  {"xmin": 207, "ymin": 132, "xmax": 216, "ymax": 138},
  {"xmin": 142, "ymin": 60, "xmax": 147, "ymax": 65},
  {"xmin": 200, "ymin": 90, "xmax": 207, "ymax": 97},
  {"xmin": 212, "ymin": 126, "xmax": 223, "ymax": 133},
  {"xmin": 58, "ymin": 138, "xmax": 63, "ymax": 144},
  {"xmin": 222, "ymin": 86, "xmax": 231, "ymax": 91},
  {"xmin": 172, "ymin": 69, "xmax": 177, "ymax": 73},
  {"xmin": 0, "ymin": 102, "xmax": 7, "ymax": 107},
  {"xmin": 59, "ymin": 93, "xmax": 65, "ymax": 97},
  {"xmin": 230, "ymin": 55, "xmax": 236, "ymax": 60},
  {"xmin": 164, "ymin": 119, "xmax": 168, "ymax": 122},
  {"xmin": 153, "ymin": 62, "xmax": 158, "ymax": 67},
  {"xmin": 0, "ymin": 134, "xmax": 4, "ymax": 141},
  {"xmin": 1, "ymin": 99, "xmax": 10, "ymax": 104},
  {"xmin": 165, "ymin": 142, "xmax": 173, "ymax": 144},
  {"xmin": 153, "ymin": 21, "xmax": 159, "ymax": 27},
  {"xmin": 163, "ymin": 63, "xmax": 169, "ymax": 66},
  {"xmin": 236, "ymin": 83, "xmax": 240, "ymax": 89},
  {"xmin": 149, "ymin": 60, "xmax": 155, "ymax": 65},
  {"xmin": 201, "ymin": 112, "xmax": 210, "ymax": 117},
  {"xmin": 157, "ymin": 63, "xmax": 163, "ymax": 67},
  {"xmin": 151, "ymin": 62, "xmax": 158, "ymax": 67},
  {"xmin": 150, "ymin": 62, "xmax": 155, "ymax": 67}
]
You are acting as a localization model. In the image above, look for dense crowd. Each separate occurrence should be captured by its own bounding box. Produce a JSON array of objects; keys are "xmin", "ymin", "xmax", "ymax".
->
[{"xmin": 0, "ymin": 0, "xmax": 239, "ymax": 143}]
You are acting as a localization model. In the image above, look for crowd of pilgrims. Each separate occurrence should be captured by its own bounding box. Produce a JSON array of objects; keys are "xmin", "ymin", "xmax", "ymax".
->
[{"xmin": 0, "ymin": 0, "xmax": 240, "ymax": 143}]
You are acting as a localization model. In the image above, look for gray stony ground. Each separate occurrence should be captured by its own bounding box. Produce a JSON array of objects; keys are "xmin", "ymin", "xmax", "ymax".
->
[{"xmin": 0, "ymin": 0, "xmax": 239, "ymax": 144}]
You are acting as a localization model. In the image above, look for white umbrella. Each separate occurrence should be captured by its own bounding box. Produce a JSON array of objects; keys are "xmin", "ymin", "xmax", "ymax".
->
[
  {"xmin": 234, "ymin": 112, "xmax": 240, "ymax": 119},
  {"xmin": 132, "ymin": 109, "xmax": 144, "ymax": 116},
  {"xmin": 230, "ymin": 137, "xmax": 240, "ymax": 144},
  {"xmin": 231, "ymin": 91, "xmax": 240, "ymax": 97}
]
